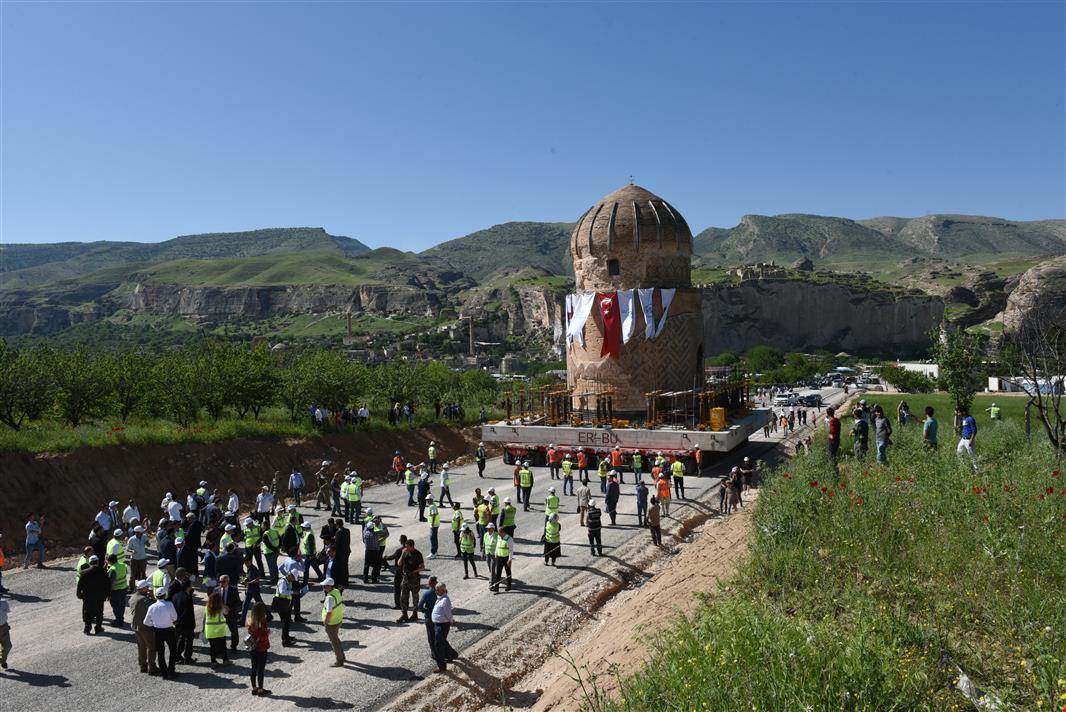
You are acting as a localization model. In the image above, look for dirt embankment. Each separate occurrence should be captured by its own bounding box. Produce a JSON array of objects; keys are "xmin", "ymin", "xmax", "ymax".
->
[{"xmin": 0, "ymin": 426, "xmax": 491, "ymax": 561}]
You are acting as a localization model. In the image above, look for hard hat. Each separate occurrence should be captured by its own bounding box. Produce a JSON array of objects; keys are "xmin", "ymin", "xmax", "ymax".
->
[
  {"xmin": 243, "ymin": 517, "xmax": 254, "ymax": 526},
  {"xmin": 614, "ymin": 445, "xmax": 620, "ymax": 450},
  {"xmin": 548, "ymin": 486, "xmax": 555, "ymax": 493},
  {"xmin": 136, "ymin": 579, "xmax": 149, "ymax": 589},
  {"xmin": 523, "ymin": 461, "xmax": 530, "ymax": 466},
  {"xmin": 113, "ymin": 528, "xmax": 124, "ymax": 537},
  {"xmin": 133, "ymin": 526, "xmax": 145, "ymax": 534},
  {"xmin": 109, "ymin": 500, "xmax": 119, "ymax": 507},
  {"xmin": 564, "ymin": 453, "xmax": 572, "ymax": 459},
  {"xmin": 175, "ymin": 538, "xmax": 185, "ymax": 544},
  {"xmin": 487, "ymin": 522, "xmax": 496, "ymax": 529},
  {"xmin": 549, "ymin": 443, "xmax": 555, "ymax": 448},
  {"xmin": 549, "ymin": 513, "xmax": 559, "ymax": 521},
  {"xmin": 462, "ymin": 523, "xmax": 471, "ymax": 531},
  {"xmin": 199, "ymin": 481, "xmax": 208, "ymax": 487},
  {"xmin": 442, "ymin": 463, "xmax": 450, "ymax": 469},
  {"xmin": 89, "ymin": 555, "xmax": 100, "ymax": 563},
  {"xmin": 155, "ymin": 587, "xmax": 168, "ymax": 598},
  {"xmin": 478, "ymin": 442, "xmax": 484, "ymax": 446},
  {"xmin": 225, "ymin": 524, "xmax": 236, "ymax": 531},
  {"xmin": 743, "ymin": 457, "xmax": 750, "ymax": 462},
  {"xmin": 165, "ymin": 492, "xmax": 173, "ymax": 498},
  {"xmin": 157, "ymin": 559, "xmax": 171, "ymax": 567},
  {"xmin": 322, "ymin": 577, "xmax": 335, "ymax": 587},
  {"xmin": 394, "ymin": 450, "xmax": 400, "ymax": 455},
  {"xmin": 406, "ymin": 463, "xmax": 413, "ymax": 468},
  {"xmin": 504, "ymin": 497, "xmax": 511, "ymax": 504},
  {"xmin": 430, "ymin": 441, "xmax": 436, "ymax": 445},
  {"xmin": 301, "ymin": 522, "xmax": 310, "ymax": 529},
  {"xmin": 588, "ymin": 500, "xmax": 598, "ymax": 508},
  {"xmin": 321, "ymin": 460, "xmax": 331, "ymax": 467},
  {"xmin": 488, "ymin": 488, "xmax": 495, "ymax": 494}
]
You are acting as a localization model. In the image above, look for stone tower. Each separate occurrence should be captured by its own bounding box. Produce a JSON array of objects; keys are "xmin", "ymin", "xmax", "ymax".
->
[{"xmin": 567, "ymin": 184, "xmax": 704, "ymax": 414}]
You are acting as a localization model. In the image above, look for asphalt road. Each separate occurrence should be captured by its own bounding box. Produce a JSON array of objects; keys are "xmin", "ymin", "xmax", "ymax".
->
[{"xmin": 0, "ymin": 391, "xmax": 845, "ymax": 712}]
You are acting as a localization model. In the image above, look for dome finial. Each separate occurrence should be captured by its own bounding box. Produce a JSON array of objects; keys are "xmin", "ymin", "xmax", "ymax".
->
[{"xmin": 628, "ymin": 174, "xmax": 634, "ymax": 185}]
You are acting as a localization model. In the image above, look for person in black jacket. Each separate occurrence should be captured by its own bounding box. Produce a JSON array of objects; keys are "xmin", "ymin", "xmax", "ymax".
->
[
  {"xmin": 76, "ymin": 556, "xmax": 109, "ymax": 634},
  {"xmin": 216, "ymin": 574, "xmax": 242, "ymax": 651},
  {"xmin": 216, "ymin": 543, "xmax": 243, "ymax": 585},
  {"xmin": 635, "ymin": 479, "xmax": 649, "ymax": 527},
  {"xmin": 416, "ymin": 475, "xmax": 431, "ymax": 522},
  {"xmin": 157, "ymin": 525, "xmax": 177, "ymax": 566},
  {"xmin": 605, "ymin": 476, "xmax": 620, "ymax": 525},
  {"xmin": 332, "ymin": 522, "xmax": 351, "ymax": 588},
  {"xmin": 281, "ymin": 523, "xmax": 299, "ymax": 556},
  {"xmin": 586, "ymin": 502, "xmax": 603, "ymax": 556},
  {"xmin": 88, "ymin": 525, "xmax": 107, "ymax": 562},
  {"xmin": 171, "ymin": 579, "xmax": 197, "ymax": 663},
  {"xmin": 175, "ymin": 538, "xmax": 198, "ymax": 577},
  {"xmin": 184, "ymin": 515, "xmax": 203, "ymax": 554},
  {"xmin": 388, "ymin": 535, "xmax": 409, "ymax": 609}
]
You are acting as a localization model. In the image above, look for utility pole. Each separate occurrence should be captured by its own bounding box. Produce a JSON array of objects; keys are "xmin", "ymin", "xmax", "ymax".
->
[{"xmin": 468, "ymin": 316, "xmax": 474, "ymax": 357}]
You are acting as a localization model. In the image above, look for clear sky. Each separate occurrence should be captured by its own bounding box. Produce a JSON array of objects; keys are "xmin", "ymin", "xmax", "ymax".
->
[{"xmin": 1, "ymin": 1, "xmax": 1063, "ymax": 250}]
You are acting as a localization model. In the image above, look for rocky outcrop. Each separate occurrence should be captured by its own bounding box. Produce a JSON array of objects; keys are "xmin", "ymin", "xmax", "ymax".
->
[
  {"xmin": 115, "ymin": 283, "xmax": 447, "ymax": 320},
  {"xmin": 702, "ymin": 278, "xmax": 944, "ymax": 356},
  {"xmin": 460, "ymin": 280, "xmax": 566, "ymax": 355},
  {"xmin": 996, "ymin": 256, "xmax": 1066, "ymax": 332}
]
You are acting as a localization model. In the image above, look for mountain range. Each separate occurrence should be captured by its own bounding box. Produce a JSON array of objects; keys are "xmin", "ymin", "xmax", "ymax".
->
[{"xmin": 1, "ymin": 213, "xmax": 1063, "ymax": 348}]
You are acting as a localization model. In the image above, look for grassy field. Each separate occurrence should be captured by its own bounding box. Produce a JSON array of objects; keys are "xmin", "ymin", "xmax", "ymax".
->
[
  {"xmin": 600, "ymin": 404, "xmax": 1065, "ymax": 710},
  {"xmin": 0, "ymin": 407, "xmax": 494, "ymax": 454},
  {"xmin": 862, "ymin": 392, "xmax": 1032, "ymax": 430}
]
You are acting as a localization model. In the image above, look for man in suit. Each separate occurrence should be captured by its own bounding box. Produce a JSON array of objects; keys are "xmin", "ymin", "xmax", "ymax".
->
[
  {"xmin": 157, "ymin": 525, "xmax": 177, "ymax": 568},
  {"xmin": 175, "ymin": 538, "xmax": 198, "ymax": 577},
  {"xmin": 184, "ymin": 514, "xmax": 203, "ymax": 554},
  {"xmin": 216, "ymin": 574, "xmax": 242, "ymax": 651},
  {"xmin": 216, "ymin": 542, "xmax": 243, "ymax": 585}
]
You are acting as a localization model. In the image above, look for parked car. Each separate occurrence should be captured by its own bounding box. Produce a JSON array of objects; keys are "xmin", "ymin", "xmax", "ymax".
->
[
  {"xmin": 799, "ymin": 394, "xmax": 823, "ymax": 407},
  {"xmin": 773, "ymin": 393, "xmax": 797, "ymax": 407}
]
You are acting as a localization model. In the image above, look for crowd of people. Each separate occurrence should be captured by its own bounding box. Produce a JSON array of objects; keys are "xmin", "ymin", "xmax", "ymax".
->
[{"xmin": 0, "ymin": 435, "xmax": 731, "ymax": 688}]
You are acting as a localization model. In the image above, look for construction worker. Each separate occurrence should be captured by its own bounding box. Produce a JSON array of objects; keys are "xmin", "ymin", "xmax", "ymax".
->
[
  {"xmin": 519, "ymin": 461, "xmax": 534, "ymax": 511},
  {"xmin": 301, "ymin": 523, "xmax": 323, "ymax": 581},
  {"xmin": 417, "ymin": 472, "xmax": 431, "ymax": 522},
  {"xmin": 321, "ymin": 577, "xmax": 346, "ymax": 666},
  {"xmin": 106, "ymin": 552, "xmax": 129, "ymax": 626},
  {"xmin": 75, "ymin": 546, "xmax": 94, "ymax": 582},
  {"xmin": 500, "ymin": 497, "xmax": 517, "ymax": 536},
  {"xmin": 487, "ymin": 487, "xmax": 501, "ymax": 520},
  {"xmin": 220, "ymin": 524, "xmax": 237, "ymax": 552},
  {"xmin": 586, "ymin": 501, "xmax": 603, "ymax": 556},
  {"xmin": 286, "ymin": 503, "xmax": 303, "ymax": 529},
  {"xmin": 476, "ymin": 442, "xmax": 487, "ymax": 477},
  {"xmin": 77, "ymin": 555, "xmax": 109, "ymax": 634},
  {"xmin": 450, "ymin": 503, "xmax": 464, "ymax": 558},
  {"xmin": 597, "ymin": 457, "xmax": 609, "ymax": 494},
  {"xmin": 654, "ymin": 451, "xmax": 667, "ymax": 473},
  {"xmin": 130, "ymin": 579, "xmax": 157, "ymax": 674},
  {"xmin": 491, "ymin": 527, "xmax": 514, "ymax": 592},
  {"xmin": 576, "ymin": 480, "xmax": 591, "ymax": 526},
  {"xmin": 405, "ymin": 464, "xmax": 418, "ymax": 506},
  {"xmin": 985, "ymin": 402, "xmax": 1002, "ymax": 420},
  {"xmin": 561, "ymin": 454, "xmax": 575, "ymax": 496},
  {"xmin": 243, "ymin": 517, "xmax": 265, "ymax": 577},
  {"xmin": 150, "ymin": 558, "xmax": 173, "ymax": 597},
  {"xmin": 340, "ymin": 477, "xmax": 351, "ymax": 521},
  {"xmin": 349, "ymin": 472, "xmax": 363, "ymax": 524},
  {"xmin": 106, "ymin": 529, "xmax": 127, "ymax": 561},
  {"xmin": 275, "ymin": 571, "xmax": 297, "ymax": 646},
  {"xmin": 543, "ymin": 513, "xmax": 561, "ymax": 566},
  {"xmin": 671, "ymin": 456, "xmax": 686, "ymax": 500},
  {"xmin": 262, "ymin": 524, "xmax": 282, "ymax": 585},
  {"xmin": 475, "ymin": 499, "xmax": 492, "ymax": 552},
  {"xmin": 127, "ymin": 525, "xmax": 149, "ymax": 588},
  {"xmin": 610, "ymin": 446, "xmax": 625, "ymax": 484},
  {"xmin": 427, "ymin": 441, "xmax": 438, "ymax": 474},
  {"xmin": 459, "ymin": 524, "xmax": 479, "ymax": 578},
  {"xmin": 545, "ymin": 486, "xmax": 560, "ymax": 518},
  {"xmin": 392, "ymin": 450, "xmax": 404, "ymax": 485},
  {"xmin": 426, "ymin": 497, "xmax": 441, "ymax": 558},
  {"xmin": 576, "ymin": 448, "xmax": 589, "ymax": 484},
  {"xmin": 547, "ymin": 443, "xmax": 559, "ymax": 479},
  {"xmin": 635, "ymin": 478, "xmax": 649, "ymax": 527},
  {"xmin": 656, "ymin": 473, "xmax": 672, "ymax": 518},
  {"xmin": 439, "ymin": 465, "xmax": 454, "ymax": 506},
  {"xmin": 631, "ymin": 449, "xmax": 644, "ymax": 475},
  {"xmin": 483, "ymin": 523, "xmax": 498, "ymax": 586}
]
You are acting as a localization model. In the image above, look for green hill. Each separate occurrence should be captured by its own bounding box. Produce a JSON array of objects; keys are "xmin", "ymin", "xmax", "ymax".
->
[
  {"xmin": 422, "ymin": 221, "xmax": 575, "ymax": 282},
  {"xmin": 0, "ymin": 227, "xmax": 369, "ymax": 289}
]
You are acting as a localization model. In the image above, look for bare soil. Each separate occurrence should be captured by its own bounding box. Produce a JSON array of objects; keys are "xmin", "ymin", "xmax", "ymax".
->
[{"xmin": 0, "ymin": 425, "xmax": 492, "ymax": 563}]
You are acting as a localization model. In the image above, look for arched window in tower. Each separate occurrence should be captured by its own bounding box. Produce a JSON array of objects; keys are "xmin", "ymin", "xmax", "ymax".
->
[{"xmin": 607, "ymin": 259, "xmax": 620, "ymax": 276}]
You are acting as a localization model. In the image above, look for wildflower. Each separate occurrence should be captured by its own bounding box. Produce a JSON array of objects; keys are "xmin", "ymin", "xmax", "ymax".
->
[
  {"xmin": 1047, "ymin": 487, "xmax": 1055, "ymax": 495},
  {"xmin": 907, "ymin": 477, "xmax": 915, "ymax": 483},
  {"xmin": 895, "ymin": 476, "xmax": 902, "ymax": 482},
  {"xmin": 1039, "ymin": 494, "xmax": 1046, "ymax": 501},
  {"xmin": 827, "ymin": 491, "xmax": 835, "ymax": 498},
  {"xmin": 810, "ymin": 480, "xmax": 818, "ymax": 487},
  {"xmin": 855, "ymin": 497, "xmax": 864, "ymax": 506},
  {"xmin": 821, "ymin": 487, "xmax": 827, "ymax": 493},
  {"xmin": 1053, "ymin": 470, "xmax": 1060, "ymax": 478}
]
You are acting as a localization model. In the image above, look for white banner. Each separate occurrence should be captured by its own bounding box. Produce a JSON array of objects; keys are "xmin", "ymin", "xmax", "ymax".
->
[
  {"xmin": 638, "ymin": 288, "xmax": 656, "ymax": 339},
  {"xmin": 652, "ymin": 287, "xmax": 676, "ymax": 338},
  {"xmin": 617, "ymin": 289, "xmax": 636, "ymax": 344},
  {"xmin": 566, "ymin": 292, "xmax": 597, "ymax": 348}
]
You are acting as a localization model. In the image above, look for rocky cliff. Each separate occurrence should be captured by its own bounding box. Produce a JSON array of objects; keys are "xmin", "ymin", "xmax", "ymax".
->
[
  {"xmin": 996, "ymin": 256, "xmax": 1066, "ymax": 332},
  {"xmin": 701, "ymin": 278, "xmax": 944, "ymax": 356},
  {"xmin": 116, "ymin": 282, "xmax": 447, "ymax": 321}
]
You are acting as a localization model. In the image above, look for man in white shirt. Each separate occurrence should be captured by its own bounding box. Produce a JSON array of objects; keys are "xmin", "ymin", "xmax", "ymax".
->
[
  {"xmin": 127, "ymin": 525, "xmax": 149, "ymax": 587},
  {"xmin": 94, "ymin": 505, "xmax": 112, "ymax": 532},
  {"xmin": 430, "ymin": 583, "xmax": 458, "ymax": 672},
  {"xmin": 164, "ymin": 495, "xmax": 182, "ymax": 522},
  {"xmin": 255, "ymin": 486, "xmax": 274, "ymax": 525},
  {"xmin": 226, "ymin": 489, "xmax": 239, "ymax": 514},
  {"xmin": 122, "ymin": 499, "xmax": 141, "ymax": 527},
  {"xmin": 143, "ymin": 589, "xmax": 178, "ymax": 678}
]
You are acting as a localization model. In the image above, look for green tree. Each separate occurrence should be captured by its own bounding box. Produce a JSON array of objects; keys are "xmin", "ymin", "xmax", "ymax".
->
[
  {"xmin": 0, "ymin": 343, "xmax": 56, "ymax": 430},
  {"xmin": 745, "ymin": 346, "xmax": 785, "ymax": 374},
  {"xmin": 876, "ymin": 364, "xmax": 935, "ymax": 394},
  {"xmin": 153, "ymin": 351, "xmax": 201, "ymax": 425},
  {"xmin": 106, "ymin": 351, "xmax": 153, "ymax": 421},
  {"xmin": 930, "ymin": 326, "xmax": 987, "ymax": 415},
  {"xmin": 52, "ymin": 347, "xmax": 114, "ymax": 426},
  {"xmin": 231, "ymin": 344, "xmax": 279, "ymax": 419},
  {"xmin": 707, "ymin": 351, "xmax": 740, "ymax": 367}
]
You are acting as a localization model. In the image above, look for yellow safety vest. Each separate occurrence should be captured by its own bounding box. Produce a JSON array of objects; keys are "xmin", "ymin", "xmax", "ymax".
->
[
  {"xmin": 349, "ymin": 479, "xmax": 362, "ymax": 501},
  {"xmin": 519, "ymin": 469, "xmax": 532, "ymax": 487},
  {"xmin": 451, "ymin": 510, "xmax": 464, "ymax": 532},
  {"xmin": 204, "ymin": 610, "xmax": 227, "ymax": 639},
  {"xmin": 428, "ymin": 505, "xmax": 440, "ymax": 527},
  {"xmin": 244, "ymin": 525, "xmax": 262, "ymax": 548},
  {"xmin": 495, "ymin": 536, "xmax": 511, "ymax": 558},
  {"xmin": 109, "ymin": 561, "xmax": 128, "ymax": 591},
  {"xmin": 484, "ymin": 532, "xmax": 498, "ymax": 555},
  {"xmin": 322, "ymin": 588, "xmax": 344, "ymax": 625},
  {"xmin": 405, "ymin": 469, "xmax": 416, "ymax": 485},
  {"xmin": 459, "ymin": 534, "xmax": 475, "ymax": 554},
  {"xmin": 544, "ymin": 521, "xmax": 560, "ymax": 544},
  {"xmin": 671, "ymin": 460, "xmax": 684, "ymax": 479},
  {"xmin": 561, "ymin": 460, "xmax": 573, "ymax": 475},
  {"xmin": 545, "ymin": 494, "xmax": 559, "ymax": 513},
  {"xmin": 302, "ymin": 532, "xmax": 315, "ymax": 556}
]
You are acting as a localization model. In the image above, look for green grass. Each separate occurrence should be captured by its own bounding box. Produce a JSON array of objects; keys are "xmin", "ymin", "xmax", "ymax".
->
[
  {"xmin": 864, "ymin": 392, "xmax": 1030, "ymax": 426},
  {"xmin": 600, "ymin": 411, "xmax": 1065, "ymax": 710},
  {"xmin": 129, "ymin": 248, "xmax": 420, "ymax": 287}
]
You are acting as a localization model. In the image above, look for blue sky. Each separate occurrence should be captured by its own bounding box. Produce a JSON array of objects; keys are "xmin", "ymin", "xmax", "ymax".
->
[{"xmin": 1, "ymin": 1, "xmax": 1063, "ymax": 250}]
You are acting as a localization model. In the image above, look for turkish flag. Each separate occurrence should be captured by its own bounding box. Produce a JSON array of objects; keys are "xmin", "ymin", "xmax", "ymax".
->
[{"xmin": 597, "ymin": 291, "xmax": 622, "ymax": 358}]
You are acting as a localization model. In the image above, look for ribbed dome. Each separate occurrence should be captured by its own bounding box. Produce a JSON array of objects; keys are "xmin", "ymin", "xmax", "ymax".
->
[
  {"xmin": 570, "ymin": 184, "xmax": 692, "ymax": 292},
  {"xmin": 570, "ymin": 184, "xmax": 693, "ymax": 259}
]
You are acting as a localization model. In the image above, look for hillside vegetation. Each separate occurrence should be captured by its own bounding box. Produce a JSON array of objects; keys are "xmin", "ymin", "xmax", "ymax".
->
[
  {"xmin": 603, "ymin": 405, "xmax": 1065, "ymax": 711},
  {"xmin": 422, "ymin": 221, "xmax": 575, "ymax": 281}
]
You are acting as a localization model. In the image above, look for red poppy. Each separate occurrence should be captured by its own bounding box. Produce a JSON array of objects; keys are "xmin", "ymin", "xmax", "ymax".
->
[
  {"xmin": 827, "ymin": 491, "xmax": 835, "ymax": 498},
  {"xmin": 907, "ymin": 477, "xmax": 915, "ymax": 483},
  {"xmin": 1046, "ymin": 487, "xmax": 1054, "ymax": 495},
  {"xmin": 1053, "ymin": 470, "xmax": 1060, "ymax": 478},
  {"xmin": 810, "ymin": 481, "xmax": 818, "ymax": 488},
  {"xmin": 855, "ymin": 497, "xmax": 864, "ymax": 506},
  {"xmin": 821, "ymin": 486, "xmax": 828, "ymax": 493},
  {"xmin": 783, "ymin": 473, "xmax": 791, "ymax": 479},
  {"xmin": 895, "ymin": 476, "xmax": 902, "ymax": 482}
]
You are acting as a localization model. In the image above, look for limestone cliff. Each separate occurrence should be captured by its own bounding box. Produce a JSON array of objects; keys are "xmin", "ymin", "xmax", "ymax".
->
[
  {"xmin": 996, "ymin": 256, "xmax": 1066, "ymax": 332},
  {"xmin": 701, "ymin": 278, "xmax": 944, "ymax": 356}
]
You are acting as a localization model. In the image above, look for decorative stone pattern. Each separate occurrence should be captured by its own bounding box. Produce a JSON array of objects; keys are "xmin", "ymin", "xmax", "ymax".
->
[{"xmin": 567, "ymin": 185, "xmax": 703, "ymax": 413}]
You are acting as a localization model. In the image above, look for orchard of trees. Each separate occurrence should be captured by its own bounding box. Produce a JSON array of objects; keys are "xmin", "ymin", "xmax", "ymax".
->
[{"xmin": 0, "ymin": 341, "xmax": 499, "ymax": 430}]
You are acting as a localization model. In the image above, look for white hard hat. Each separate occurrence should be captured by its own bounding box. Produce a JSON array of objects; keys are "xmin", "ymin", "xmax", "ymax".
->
[
  {"xmin": 287, "ymin": 504, "xmax": 296, "ymax": 511},
  {"xmin": 548, "ymin": 486, "xmax": 555, "ymax": 493},
  {"xmin": 225, "ymin": 524, "xmax": 236, "ymax": 531},
  {"xmin": 487, "ymin": 522, "xmax": 496, "ymax": 529},
  {"xmin": 523, "ymin": 461, "xmax": 530, "ymax": 466},
  {"xmin": 322, "ymin": 577, "xmax": 335, "ymax": 586},
  {"xmin": 442, "ymin": 463, "xmax": 450, "ymax": 469},
  {"xmin": 175, "ymin": 538, "xmax": 185, "ymax": 544},
  {"xmin": 136, "ymin": 579, "xmax": 149, "ymax": 589},
  {"xmin": 157, "ymin": 558, "xmax": 171, "ymax": 567},
  {"xmin": 199, "ymin": 481, "xmax": 208, "ymax": 487},
  {"xmin": 549, "ymin": 513, "xmax": 559, "ymax": 521},
  {"xmin": 89, "ymin": 555, "xmax": 99, "ymax": 563},
  {"xmin": 133, "ymin": 526, "xmax": 145, "ymax": 534},
  {"xmin": 744, "ymin": 457, "xmax": 750, "ymax": 462},
  {"xmin": 488, "ymin": 488, "xmax": 495, "ymax": 494},
  {"xmin": 243, "ymin": 518, "xmax": 254, "ymax": 526},
  {"xmin": 301, "ymin": 522, "xmax": 310, "ymax": 529},
  {"xmin": 113, "ymin": 529, "xmax": 124, "ymax": 537},
  {"xmin": 156, "ymin": 587, "xmax": 168, "ymax": 597},
  {"xmin": 504, "ymin": 497, "xmax": 511, "ymax": 504},
  {"xmin": 322, "ymin": 460, "xmax": 331, "ymax": 467},
  {"xmin": 549, "ymin": 443, "xmax": 555, "ymax": 448},
  {"xmin": 109, "ymin": 500, "xmax": 119, "ymax": 507}
]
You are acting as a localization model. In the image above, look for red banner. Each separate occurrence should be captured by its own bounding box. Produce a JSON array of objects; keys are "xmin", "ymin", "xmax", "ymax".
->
[{"xmin": 597, "ymin": 291, "xmax": 622, "ymax": 358}]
